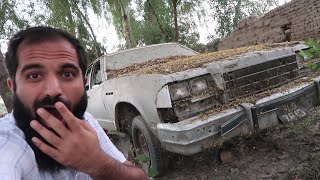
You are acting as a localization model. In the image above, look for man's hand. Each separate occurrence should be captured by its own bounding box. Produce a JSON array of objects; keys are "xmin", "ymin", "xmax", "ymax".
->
[
  {"xmin": 30, "ymin": 102, "xmax": 104, "ymax": 172},
  {"xmin": 30, "ymin": 102, "xmax": 146, "ymax": 180}
]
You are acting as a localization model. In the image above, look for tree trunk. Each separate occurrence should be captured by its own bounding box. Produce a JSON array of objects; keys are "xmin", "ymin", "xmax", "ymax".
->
[
  {"xmin": 233, "ymin": 0, "xmax": 242, "ymax": 29},
  {"xmin": 146, "ymin": 0, "xmax": 170, "ymax": 40},
  {"xmin": 172, "ymin": 0, "xmax": 179, "ymax": 42},
  {"xmin": 0, "ymin": 50, "xmax": 12, "ymax": 112},
  {"xmin": 120, "ymin": 2, "xmax": 136, "ymax": 49},
  {"xmin": 72, "ymin": 1, "xmax": 102, "ymax": 56}
]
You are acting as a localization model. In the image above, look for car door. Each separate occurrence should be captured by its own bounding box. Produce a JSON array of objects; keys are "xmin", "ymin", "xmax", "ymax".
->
[{"xmin": 86, "ymin": 61, "xmax": 116, "ymax": 130}]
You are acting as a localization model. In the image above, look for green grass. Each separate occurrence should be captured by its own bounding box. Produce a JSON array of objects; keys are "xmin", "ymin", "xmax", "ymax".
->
[{"xmin": 286, "ymin": 115, "xmax": 319, "ymax": 130}]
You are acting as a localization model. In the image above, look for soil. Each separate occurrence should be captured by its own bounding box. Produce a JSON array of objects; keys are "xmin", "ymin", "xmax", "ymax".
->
[{"xmin": 156, "ymin": 108, "xmax": 320, "ymax": 180}]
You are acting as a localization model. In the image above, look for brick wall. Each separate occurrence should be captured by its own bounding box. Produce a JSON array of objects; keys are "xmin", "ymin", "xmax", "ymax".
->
[{"xmin": 218, "ymin": 0, "xmax": 320, "ymax": 50}]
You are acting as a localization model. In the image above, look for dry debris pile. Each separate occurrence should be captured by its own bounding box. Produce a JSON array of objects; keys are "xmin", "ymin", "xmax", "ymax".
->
[{"xmin": 106, "ymin": 55, "xmax": 189, "ymax": 79}]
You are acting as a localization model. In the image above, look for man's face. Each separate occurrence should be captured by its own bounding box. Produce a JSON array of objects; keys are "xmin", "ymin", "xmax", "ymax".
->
[
  {"xmin": 7, "ymin": 38, "xmax": 88, "ymax": 172},
  {"xmin": 10, "ymin": 38, "xmax": 85, "ymax": 126}
]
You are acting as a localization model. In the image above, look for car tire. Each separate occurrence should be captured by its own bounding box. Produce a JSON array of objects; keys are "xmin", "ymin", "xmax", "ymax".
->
[{"xmin": 131, "ymin": 115, "xmax": 169, "ymax": 176}]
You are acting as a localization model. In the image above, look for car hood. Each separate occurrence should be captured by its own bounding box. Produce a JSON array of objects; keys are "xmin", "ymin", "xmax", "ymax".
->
[{"xmin": 106, "ymin": 42, "xmax": 304, "ymax": 80}]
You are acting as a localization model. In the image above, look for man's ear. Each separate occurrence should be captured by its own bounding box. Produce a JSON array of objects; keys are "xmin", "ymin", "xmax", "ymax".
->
[
  {"xmin": 83, "ymin": 76, "xmax": 88, "ymax": 85},
  {"xmin": 7, "ymin": 78, "xmax": 14, "ymax": 93},
  {"xmin": 84, "ymin": 76, "xmax": 87, "ymax": 86}
]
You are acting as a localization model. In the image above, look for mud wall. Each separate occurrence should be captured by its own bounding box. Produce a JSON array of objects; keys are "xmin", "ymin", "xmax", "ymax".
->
[{"xmin": 218, "ymin": 0, "xmax": 320, "ymax": 50}]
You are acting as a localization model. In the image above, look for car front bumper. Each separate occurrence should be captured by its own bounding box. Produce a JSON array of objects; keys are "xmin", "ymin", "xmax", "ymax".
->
[{"xmin": 156, "ymin": 77, "xmax": 320, "ymax": 155}]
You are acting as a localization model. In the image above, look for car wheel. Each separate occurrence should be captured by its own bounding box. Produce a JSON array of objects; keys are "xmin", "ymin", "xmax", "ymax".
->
[{"xmin": 131, "ymin": 115, "xmax": 169, "ymax": 176}]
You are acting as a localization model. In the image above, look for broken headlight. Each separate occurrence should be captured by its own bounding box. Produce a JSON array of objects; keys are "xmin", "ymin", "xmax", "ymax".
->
[
  {"xmin": 167, "ymin": 74, "xmax": 221, "ymax": 121},
  {"xmin": 169, "ymin": 81, "xmax": 191, "ymax": 101},
  {"xmin": 190, "ymin": 77, "xmax": 208, "ymax": 95},
  {"xmin": 169, "ymin": 76, "xmax": 210, "ymax": 101}
]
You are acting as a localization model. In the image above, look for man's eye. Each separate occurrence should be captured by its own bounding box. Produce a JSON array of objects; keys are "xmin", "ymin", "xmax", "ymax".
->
[
  {"xmin": 63, "ymin": 72, "xmax": 74, "ymax": 78},
  {"xmin": 27, "ymin": 74, "xmax": 40, "ymax": 79}
]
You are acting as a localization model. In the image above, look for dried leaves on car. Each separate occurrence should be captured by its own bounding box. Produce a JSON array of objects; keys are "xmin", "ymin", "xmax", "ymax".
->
[{"xmin": 107, "ymin": 42, "xmax": 299, "ymax": 79}]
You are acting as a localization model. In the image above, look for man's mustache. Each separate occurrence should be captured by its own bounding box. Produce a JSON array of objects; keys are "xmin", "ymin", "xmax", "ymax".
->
[{"xmin": 33, "ymin": 96, "xmax": 71, "ymax": 111}]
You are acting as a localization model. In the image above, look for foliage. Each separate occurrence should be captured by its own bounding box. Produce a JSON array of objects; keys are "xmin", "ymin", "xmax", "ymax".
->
[
  {"xmin": 0, "ymin": 0, "xmax": 31, "ymax": 39},
  {"xmin": 285, "ymin": 115, "xmax": 319, "ymax": 135},
  {"xmin": 138, "ymin": 0, "xmax": 175, "ymax": 44},
  {"xmin": 106, "ymin": 0, "xmax": 206, "ymax": 50},
  {"xmin": 133, "ymin": 154, "xmax": 159, "ymax": 177},
  {"xmin": 102, "ymin": 0, "xmax": 139, "ymax": 49},
  {"xmin": 141, "ymin": 0, "xmax": 205, "ymax": 49},
  {"xmin": 299, "ymin": 39, "xmax": 320, "ymax": 72},
  {"xmin": 209, "ymin": 0, "xmax": 278, "ymax": 38},
  {"xmin": 43, "ymin": 0, "xmax": 105, "ymax": 61},
  {"xmin": 0, "ymin": 0, "xmax": 35, "ymax": 112}
]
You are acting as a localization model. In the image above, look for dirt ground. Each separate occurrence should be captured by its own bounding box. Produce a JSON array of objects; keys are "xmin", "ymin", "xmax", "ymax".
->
[{"xmin": 157, "ymin": 107, "xmax": 320, "ymax": 180}]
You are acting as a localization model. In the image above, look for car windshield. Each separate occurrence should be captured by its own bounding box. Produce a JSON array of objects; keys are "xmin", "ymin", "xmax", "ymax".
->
[{"xmin": 103, "ymin": 43, "xmax": 198, "ymax": 70}]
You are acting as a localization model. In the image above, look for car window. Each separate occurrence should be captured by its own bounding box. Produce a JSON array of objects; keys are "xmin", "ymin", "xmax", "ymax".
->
[{"xmin": 91, "ymin": 62, "xmax": 102, "ymax": 87}]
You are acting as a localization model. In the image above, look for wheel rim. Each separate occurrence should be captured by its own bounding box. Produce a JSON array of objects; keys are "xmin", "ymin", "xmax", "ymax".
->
[{"xmin": 133, "ymin": 128, "xmax": 151, "ymax": 168}]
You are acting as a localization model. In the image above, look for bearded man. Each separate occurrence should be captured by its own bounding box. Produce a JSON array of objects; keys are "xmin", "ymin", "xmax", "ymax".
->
[{"xmin": 0, "ymin": 26, "xmax": 146, "ymax": 180}]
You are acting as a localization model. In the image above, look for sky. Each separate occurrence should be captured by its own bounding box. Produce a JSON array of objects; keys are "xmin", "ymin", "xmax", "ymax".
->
[{"xmin": 0, "ymin": 0, "xmax": 290, "ymax": 54}]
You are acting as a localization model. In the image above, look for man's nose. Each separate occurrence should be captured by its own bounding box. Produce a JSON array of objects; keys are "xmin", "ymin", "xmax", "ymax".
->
[{"xmin": 44, "ymin": 75, "xmax": 62, "ymax": 97}]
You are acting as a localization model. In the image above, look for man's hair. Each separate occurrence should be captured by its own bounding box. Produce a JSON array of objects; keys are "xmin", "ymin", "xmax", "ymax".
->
[{"xmin": 4, "ymin": 26, "xmax": 88, "ymax": 81}]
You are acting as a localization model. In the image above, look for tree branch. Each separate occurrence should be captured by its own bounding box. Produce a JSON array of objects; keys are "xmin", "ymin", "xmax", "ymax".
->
[
  {"xmin": 146, "ymin": 0, "xmax": 171, "ymax": 40},
  {"xmin": 72, "ymin": 1, "xmax": 102, "ymax": 56}
]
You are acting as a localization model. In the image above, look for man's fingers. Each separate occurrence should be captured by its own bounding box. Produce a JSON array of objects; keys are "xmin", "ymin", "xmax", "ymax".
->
[
  {"xmin": 30, "ymin": 120, "xmax": 62, "ymax": 148},
  {"xmin": 36, "ymin": 108, "xmax": 68, "ymax": 137},
  {"xmin": 31, "ymin": 136, "xmax": 60, "ymax": 160},
  {"xmin": 55, "ymin": 102, "xmax": 80, "ymax": 131}
]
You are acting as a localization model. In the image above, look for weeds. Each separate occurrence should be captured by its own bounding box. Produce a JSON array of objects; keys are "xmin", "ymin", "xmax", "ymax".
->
[
  {"xmin": 132, "ymin": 153, "xmax": 159, "ymax": 177},
  {"xmin": 299, "ymin": 38, "xmax": 320, "ymax": 71}
]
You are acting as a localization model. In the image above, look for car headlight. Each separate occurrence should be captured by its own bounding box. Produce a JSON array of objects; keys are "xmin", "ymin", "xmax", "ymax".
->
[
  {"xmin": 190, "ymin": 77, "xmax": 208, "ymax": 94},
  {"xmin": 169, "ymin": 81, "xmax": 191, "ymax": 101}
]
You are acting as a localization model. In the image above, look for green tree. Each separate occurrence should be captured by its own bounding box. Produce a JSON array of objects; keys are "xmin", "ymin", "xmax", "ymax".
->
[
  {"xmin": 43, "ymin": 0, "xmax": 105, "ymax": 61},
  {"xmin": 103, "ymin": 0, "xmax": 205, "ymax": 49},
  {"xmin": 103, "ymin": 0, "xmax": 138, "ymax": 49},
  {"xmin": 0, "ymin": 0, "xmax": 32, "ymax": 112},
  {"xmin": 210, "ymin": 0, "xmax": 278, "ymax": 37},
  {"xmin": 135, "ymin": 0, "xmax": 205, "ymax": 49}
]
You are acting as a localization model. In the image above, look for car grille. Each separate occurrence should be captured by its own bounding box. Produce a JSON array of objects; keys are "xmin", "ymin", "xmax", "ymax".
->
[{"xmin": 223, "ymin": 55, "xmax": 299, "ymax": 101}]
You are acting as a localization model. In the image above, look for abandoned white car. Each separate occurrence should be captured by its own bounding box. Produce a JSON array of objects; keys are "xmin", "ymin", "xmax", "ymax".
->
[{"xmin": 85, "ymin": 42, "xmax": 319, "ymax": 175}]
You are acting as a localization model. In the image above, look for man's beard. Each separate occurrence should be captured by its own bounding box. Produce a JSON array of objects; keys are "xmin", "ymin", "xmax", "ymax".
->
[{"xmin": 13, "ymin": 92, "xmax": 88, "ymax": 173}]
